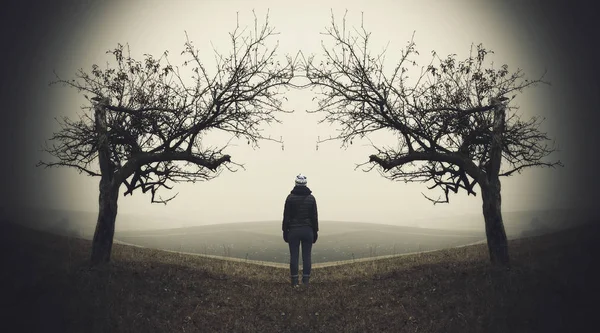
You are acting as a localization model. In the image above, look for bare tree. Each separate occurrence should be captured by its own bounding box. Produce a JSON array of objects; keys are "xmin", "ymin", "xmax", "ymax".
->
[
  {"xmin": 302, "ymin": 12, "xmax": 562, "ymax": 267},
  {"xmin": 38, "ymin": 12, "xmax": 296, "ymax": 266}
]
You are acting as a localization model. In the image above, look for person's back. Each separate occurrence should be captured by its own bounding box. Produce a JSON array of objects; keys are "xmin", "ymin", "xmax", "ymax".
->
[
  {"xmin": 282, "ymin": 174, "xmax": 318, "ymax": 287},
  {"xmin": 284, "ymin": 187, "xmax": 317, "ymax": 229}
]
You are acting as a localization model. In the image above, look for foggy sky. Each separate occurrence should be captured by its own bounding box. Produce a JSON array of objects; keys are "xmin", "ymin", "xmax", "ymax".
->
[{"xmin": 1, "ymin": 0, "xmax": 598, "ymax": 228}]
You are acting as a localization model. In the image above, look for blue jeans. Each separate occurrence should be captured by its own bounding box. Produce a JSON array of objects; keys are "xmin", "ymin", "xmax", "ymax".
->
[{"xmin": 288, "ymin": 226, "xmax": 314, "ymax": 280}]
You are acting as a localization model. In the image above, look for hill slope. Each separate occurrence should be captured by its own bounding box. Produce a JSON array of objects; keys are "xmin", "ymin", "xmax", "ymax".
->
[
  {"xmin": 1, "ymin": 220, "xmax": 598, "ymax": 332},
  {"xmin": 113, "ymin": 221, "xmax": 486, "ymax": 264}
]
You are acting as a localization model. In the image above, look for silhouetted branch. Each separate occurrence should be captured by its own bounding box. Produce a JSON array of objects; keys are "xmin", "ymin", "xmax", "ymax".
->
[
  {"xmin": 41, "ymin": 13, "xmax": 293, "ymax": 203},
  {"xmin": 304, "ymin": 12, "xmax": 560, "ymax": 203}
]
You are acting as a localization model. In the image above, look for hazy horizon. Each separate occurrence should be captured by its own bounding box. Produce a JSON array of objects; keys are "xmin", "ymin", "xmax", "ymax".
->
[
  {"xmin": 5, "ymin": 205, "xmax": 590, "ymax": 265},
  {"xmin": 4, "ymin": 203, "xmax": 591, "ymax": 233}
]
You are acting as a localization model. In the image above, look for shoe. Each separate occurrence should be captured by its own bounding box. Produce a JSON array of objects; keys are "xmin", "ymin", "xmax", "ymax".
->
[
  {"xmin": 302, "ymin": 275, "xmax": 310, "ymax": 286},
  {"xmin": 291, "ymin": 275, "xmax": 299, "ymax": 287}
]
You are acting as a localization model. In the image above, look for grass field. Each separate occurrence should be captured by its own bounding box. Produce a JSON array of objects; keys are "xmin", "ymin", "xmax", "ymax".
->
[
  {"xmin": 114, "ymin": 221, "xmax": 486, "ymax": 264},
  {"xmin": 1, "ymin": 220, "xmax": 598, "ymax": 332}
]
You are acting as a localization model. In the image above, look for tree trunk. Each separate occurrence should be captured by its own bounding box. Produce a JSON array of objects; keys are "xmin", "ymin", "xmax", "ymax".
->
[
  {"xmin": 481, "ymin": 97, "xmax": 510, "ymax": 267},
  {"xmin": 90, "ymin": 180, "xmax": 119, "ymax": 265},
  {"xmin": 90, "ymin": 97, "xmax": 119, "ymax": 266},
  {"xmin": 481, "ymin": 183, "xmax": 509, "ymax": 267}
]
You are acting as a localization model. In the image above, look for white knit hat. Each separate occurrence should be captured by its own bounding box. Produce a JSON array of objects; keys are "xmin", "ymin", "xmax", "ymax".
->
[{"xmin": 295, "ymin": 174, "xmax": 307, "ymax": 186}]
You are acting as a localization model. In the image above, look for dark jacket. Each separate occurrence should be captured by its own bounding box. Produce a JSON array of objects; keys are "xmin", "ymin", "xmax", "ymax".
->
[{"xmin": 282, "ymin": 185, "xmax": 318, "ymax": 233}]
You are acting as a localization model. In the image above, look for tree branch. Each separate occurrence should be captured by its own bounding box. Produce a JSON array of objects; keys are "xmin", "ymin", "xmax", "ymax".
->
[{"xmin": 303, "ymin": 12, "xmax": 560, "ymax": 203}]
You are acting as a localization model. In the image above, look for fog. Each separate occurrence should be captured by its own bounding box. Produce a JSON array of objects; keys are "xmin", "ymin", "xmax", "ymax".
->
[
  {"xmin": 5, "ymin": 205, "xmax": 593, "ymax": 264},
  {"xmin": 1, "ymin": 0, "xmax": 598, "ymax": 232}
]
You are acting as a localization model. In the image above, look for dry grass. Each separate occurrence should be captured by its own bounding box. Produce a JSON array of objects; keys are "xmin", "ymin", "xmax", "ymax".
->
[{"xmin": 1, "ymin": 220, "xmax": 598, "ymax": 333}]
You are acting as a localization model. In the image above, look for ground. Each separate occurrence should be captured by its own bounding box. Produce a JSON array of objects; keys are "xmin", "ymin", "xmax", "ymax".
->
[{"xmin": 1, "ymin": 220, "xmax": 598, "ymax": 332}]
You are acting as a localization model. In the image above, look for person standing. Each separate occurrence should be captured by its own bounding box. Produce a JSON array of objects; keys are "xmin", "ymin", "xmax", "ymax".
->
[{"xmin": 282, "ymin": 174, "xmax": 318, "ymax": 287}]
